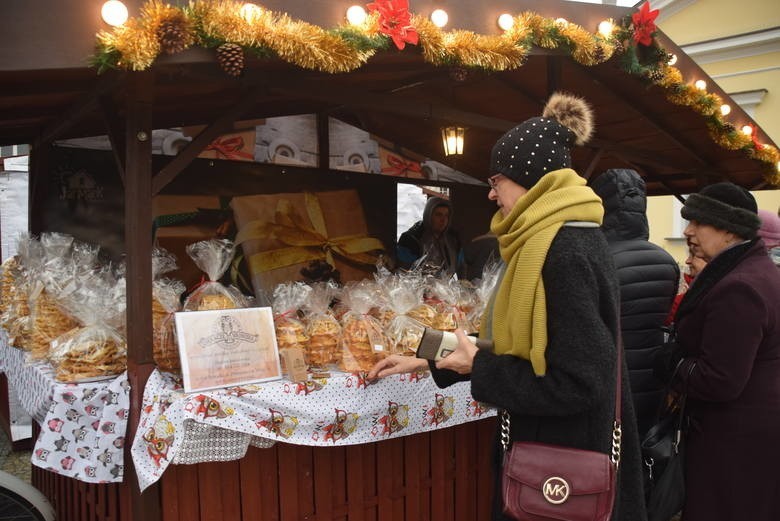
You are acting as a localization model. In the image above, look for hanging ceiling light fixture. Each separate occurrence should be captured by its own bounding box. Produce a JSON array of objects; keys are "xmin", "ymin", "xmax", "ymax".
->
[{"xmin": 441, "ymin": 126, "xmax": 465, "ymax": 156}]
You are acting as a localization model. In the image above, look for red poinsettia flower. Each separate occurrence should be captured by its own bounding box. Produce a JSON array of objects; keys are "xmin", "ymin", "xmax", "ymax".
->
[
  {"xmin": 632, "ymin": 2, "xmax": 660, "ymax": 46},
  {"xmin": 367, "ymin": 0, "xmax": 419, "ymax": 50}
]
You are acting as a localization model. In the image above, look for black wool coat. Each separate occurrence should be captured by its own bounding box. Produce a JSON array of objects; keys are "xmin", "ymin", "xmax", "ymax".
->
[
  {"xmin": 672, "ymin": 240, "xmax": 780, "ymax": 521},
  {"xmin": 432, "ymin": 226, "xmax": 647, "ymax": 521}
]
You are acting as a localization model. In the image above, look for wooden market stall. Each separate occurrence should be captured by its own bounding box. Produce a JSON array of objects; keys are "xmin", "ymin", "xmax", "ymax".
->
[{"xmin": 1, "ymin": 1, "xmax": 778, "ymax": 521}]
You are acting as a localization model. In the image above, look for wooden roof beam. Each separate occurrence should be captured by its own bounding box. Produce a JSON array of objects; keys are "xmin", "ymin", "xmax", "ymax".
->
[
  {"xmin": 152, "ymin": 86, "xmax": 266, "ymax": 195},
  {"xmin": 37, "ymin": 73, "xmax": 123, "ymax": 145}
]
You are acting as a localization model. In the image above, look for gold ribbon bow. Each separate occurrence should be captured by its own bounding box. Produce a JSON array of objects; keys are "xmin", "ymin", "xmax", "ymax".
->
[{"xmin": 235, "ymin": 192, "xmax": 384, "ymax": 273}]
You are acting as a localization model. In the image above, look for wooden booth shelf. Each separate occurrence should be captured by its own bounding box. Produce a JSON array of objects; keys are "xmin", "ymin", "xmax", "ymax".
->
[{"xmin": 32, "ymin": 418, "xmax": 495, "ymax": 521}]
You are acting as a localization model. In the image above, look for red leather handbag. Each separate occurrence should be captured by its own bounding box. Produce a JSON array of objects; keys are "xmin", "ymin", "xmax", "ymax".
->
[{"xmin": 500, "ymin": 337, "xmax": 623, "ymax": 521}]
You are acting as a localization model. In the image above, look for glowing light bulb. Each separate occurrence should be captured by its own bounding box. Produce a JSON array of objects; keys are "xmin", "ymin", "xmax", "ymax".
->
[
  {"xmin": 497, "ymin": 14, "xmax": 514, "ymax": 31},
  {"xmin": 346, "ymin": 5, "xmax": 367, "ymax": 26},
  {"xmin": 667, "ymin": 54, "xmax": 678, "ymax": 66},
  {"xmin": 720, "ymin": 104, "xmax": 731, "ymax": 116},
  {"xmin": 776, "ymin": 161, "xmax": 780, "ymax": 172},
  {"xmin": 694, "ymin": 80, "xmax": 707, "ymax": 91},
  {"xmin": 555, "ymin": 18, "xmax": 569, "ymax": 26},
  {"xmin": 430, "ymin": 9, "xmax": 448, "ymax": 28},
  {"xmin": 598, "ymin": 20, "xmax": 614, "ymax": 37},
  {"xmin": 742, "ymin": 125, "xmax": 753, "ymax": 136},
  {"xmin": 240, "ymin": 3, "xmax": 262, "ymax": 22},
  {"xmin": 101, "ymin": 1, "xmax": 128, "ymax": 27}
]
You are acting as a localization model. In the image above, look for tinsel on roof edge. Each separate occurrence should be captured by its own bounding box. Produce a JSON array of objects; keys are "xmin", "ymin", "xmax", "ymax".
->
[{"xmin": 90, "ymin": 0, "xmax": 779, "ymax": 185}]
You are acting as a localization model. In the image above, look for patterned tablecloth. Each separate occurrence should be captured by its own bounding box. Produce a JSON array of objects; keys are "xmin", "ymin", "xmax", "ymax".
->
[
  {"xmin": 132, "ymin": 367, "xmax": 495, "ymax": 492},
  {"xmin": 0, "ymin": 332, "xmax": 129, "ymax": 484}
]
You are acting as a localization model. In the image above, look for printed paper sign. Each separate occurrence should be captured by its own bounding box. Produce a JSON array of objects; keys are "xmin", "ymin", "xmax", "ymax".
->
[{"xmin": 174, "ymin": 307, "xmax": 282, "ymax": 393}]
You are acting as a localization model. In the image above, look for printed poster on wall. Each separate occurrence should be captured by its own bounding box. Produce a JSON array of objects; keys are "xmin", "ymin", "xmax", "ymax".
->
[{"xmin": 174, "ymin": 307, "xmax": 282, "ymax": 393}]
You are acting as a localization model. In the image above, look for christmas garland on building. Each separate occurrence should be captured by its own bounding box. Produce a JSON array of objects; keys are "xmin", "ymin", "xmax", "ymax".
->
[{"xmin": 90, "ymin": 0, "xmax": 779, "ymax": 185}]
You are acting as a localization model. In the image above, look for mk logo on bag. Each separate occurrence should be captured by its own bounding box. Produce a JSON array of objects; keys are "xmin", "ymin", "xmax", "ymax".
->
[{"xmin": 542, "ymin": 477, "xmax": 570, "ymax": 504}]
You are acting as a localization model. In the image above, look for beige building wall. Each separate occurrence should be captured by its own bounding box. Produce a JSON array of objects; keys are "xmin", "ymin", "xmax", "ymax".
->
[{"xmin": 644, "ymin": 0, "xmax": 780, "ymax": 263}]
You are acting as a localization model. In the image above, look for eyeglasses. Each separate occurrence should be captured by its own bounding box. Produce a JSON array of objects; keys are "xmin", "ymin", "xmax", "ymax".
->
[{"xmin": 487, "ymin": 175, "xmax": 502, "ymax": 190}]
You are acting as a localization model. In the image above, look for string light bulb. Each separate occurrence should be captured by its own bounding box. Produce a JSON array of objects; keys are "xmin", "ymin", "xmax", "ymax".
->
[
  {"xmin": 694, "ymin": 80, "xmax": 707, "ymax": 91},
  {"xmin": 101, "ymin": 0, "xmax": 128, "ymax": 27},
  {"xmin": 667, "ymin": 54, "xmax": 678, "ymax": 66},
  {"xmin": 720, "ymin": 104, "xmax": 731, "ymax": 116},
  {"xmin": 346, "ymin": 5, "xmax": 367, "ymax": 26},
  {"xmin": 598, "ymin": 20, "xmax": 614, "ymax": 37},
  {"xmin": 240, "ymin": 3, "xmax": 262, "ymax": 22},
  {"xmin": 497, "ymin": 13, "xmax": 514, "ymax": 31},
  {"xmin": 742, "ymin": 125, "xmax": 753, "ymax": 136},
  {"xmin": 430, "ymin": 9, "xmax": 448, "ymax": 28},
  {"xmin": 555, "ymin": 18, "xmax": 569, "ymax": 26}
]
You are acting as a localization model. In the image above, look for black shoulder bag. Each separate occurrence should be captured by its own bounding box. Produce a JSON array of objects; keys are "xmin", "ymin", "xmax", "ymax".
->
[{"xmin": 641, "ymin": 361, "xmax": 696, "ymax": 521}]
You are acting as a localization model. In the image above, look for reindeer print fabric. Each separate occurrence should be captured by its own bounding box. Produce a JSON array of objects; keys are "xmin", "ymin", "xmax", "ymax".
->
[{"xmin": 132, "ymin": 368, "xmax": 494, "ymax": 491}]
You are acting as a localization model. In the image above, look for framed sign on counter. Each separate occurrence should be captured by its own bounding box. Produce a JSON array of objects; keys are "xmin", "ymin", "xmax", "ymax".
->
[{"xmin": 174, "ymin": 307, "xmax": 282, "ymax": 393}]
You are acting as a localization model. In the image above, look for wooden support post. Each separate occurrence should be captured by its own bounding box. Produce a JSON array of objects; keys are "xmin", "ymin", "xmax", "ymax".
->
[{"xmin": 121, "ymin": 71, "xmax": 162, "ymax": 521}]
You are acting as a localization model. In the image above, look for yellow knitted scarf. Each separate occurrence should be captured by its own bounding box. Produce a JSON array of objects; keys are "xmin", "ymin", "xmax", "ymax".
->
[{"xmin": 482, "ymin": 168, "xmax": 604, "ymax": 376}]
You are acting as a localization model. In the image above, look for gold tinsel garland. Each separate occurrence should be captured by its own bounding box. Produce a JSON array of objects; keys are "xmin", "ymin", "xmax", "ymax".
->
[{"xmin": 93, "ymin": 0, "xmax": 778, "ymax": 183}]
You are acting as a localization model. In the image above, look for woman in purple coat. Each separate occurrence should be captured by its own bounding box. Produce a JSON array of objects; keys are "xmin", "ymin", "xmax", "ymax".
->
[{"xmin": 656, "ymin": 182, "xmax": 780, "ymax": 521}]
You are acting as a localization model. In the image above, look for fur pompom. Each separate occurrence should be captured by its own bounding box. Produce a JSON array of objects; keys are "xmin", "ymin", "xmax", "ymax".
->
[{"xmin": 542, "ymin": 92, "xmax": 594, "ymax": 145}]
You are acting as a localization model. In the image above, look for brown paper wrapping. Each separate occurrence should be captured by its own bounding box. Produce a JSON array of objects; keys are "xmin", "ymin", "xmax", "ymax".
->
[{"xmin": 231, "ymin": 190, "xmax": 384, "ymax": 297}]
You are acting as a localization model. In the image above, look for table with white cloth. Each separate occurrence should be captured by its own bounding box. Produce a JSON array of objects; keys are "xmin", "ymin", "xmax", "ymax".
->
[
  {"xmin": 132, "ymin": 367, "xmax": 496, "ymax": 492},
  {"xmin": 0, "ymin": 331, "xmax": 129, "ymax": 484}
]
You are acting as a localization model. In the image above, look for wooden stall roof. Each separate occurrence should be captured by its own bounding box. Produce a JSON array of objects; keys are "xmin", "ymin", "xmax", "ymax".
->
[{"xmin": 0, "ymin": 0, "xmax": 777, "ymax": 196}]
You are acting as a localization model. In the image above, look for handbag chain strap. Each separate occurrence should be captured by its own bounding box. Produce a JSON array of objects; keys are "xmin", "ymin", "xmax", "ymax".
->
[{"xmin": 500, "ymin": 325, "xmax": 624, "ymax": 468}]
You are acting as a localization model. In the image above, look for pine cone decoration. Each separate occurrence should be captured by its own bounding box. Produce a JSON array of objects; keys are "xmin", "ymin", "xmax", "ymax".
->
[
  {"xmin": 156, "ymin": 16, "xmax": 189, "ymax": 55},
  {"xmin": 612, "ymin": 40, "xmax": 625, "ymax": 55},
  {"xmin": 216, "ymin": 43, "xmax": 245, "ymax": 77},
  {"xmin": 646, "ymin": 67, "xmax": 664, "ymax": 84}
]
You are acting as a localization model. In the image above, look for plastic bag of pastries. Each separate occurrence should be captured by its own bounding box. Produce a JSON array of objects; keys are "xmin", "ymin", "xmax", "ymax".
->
[
  {"xmin": 301, "ymin": 281, "xmax": 341, "ymax": 370},
  {"xmin": 0, "ymin": 254, "xmax": 30, "ymax": 346},
  {"xmin": 271, "ymin": 281, "xmax": 312, "ymax": 374},
  {"xmin": 425, "ymin": 275, "xmax": 475, "ymax": 333},
  {"xmin": 49, "ymin": 265, "xmax": 128, "ymax": 383},
  {"xmin": 337, "ymin": 280, "xmax": 388, "ymax": 372},
  {"xmin": 153, "ymin": 278, "xmax": 186, "ymax": 373},
  {"xmin": 25, "ymin": 233, "xmax": 81, "ymax": 361},
  {"xmin": 468, "ymin": 258, "xmax": 503, "ymax": 333},
  {"xmin": 373, "ymin": 272, "xmax": 425, "ymax": 356},
  {"xmin": 182, "ymin": 239, "xmax": 248, "ymax": 311}
]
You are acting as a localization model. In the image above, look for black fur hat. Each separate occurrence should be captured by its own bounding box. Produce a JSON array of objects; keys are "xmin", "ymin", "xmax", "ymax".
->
[
  {"xmin": 681, "ymin": 182, "xmax": 760, "ymax": 239},
  {"xmin": 489, "ymin": 92, "xmax": 594, "ymax": 189}
]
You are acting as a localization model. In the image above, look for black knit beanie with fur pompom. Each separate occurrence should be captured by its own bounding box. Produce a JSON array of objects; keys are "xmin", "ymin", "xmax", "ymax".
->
[{"xmin": 489, "ymin": 92, "xmax": 594, "ymax": 189}]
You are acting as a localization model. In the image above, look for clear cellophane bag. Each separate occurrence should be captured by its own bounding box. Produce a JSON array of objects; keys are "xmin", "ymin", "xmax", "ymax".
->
[
  {"xmin": 26, "ymin": 233, "xmax": 81, "ymax": 361},
  {"xmin": 379, "ymin": 272, "xmax": 428, "ymax": 356},
  {"xmin": 271, "ymin": 281, "xmax": 312, "ymax": 374},
  {"xmin": 2, "ymin": 235, "xmax": 40, "ymax": 349},
  {"xmin": 182, "ymin": 239, "xmax": 247, "ymax": 311},
  {"xmin": 153, "ymin": 278, "xmax": 185, "ymax": 373},
  {"xmin": 426, "ymin": 275, "xmax": 475, "ymax": 333},
  {"xmin": 399, "ymin": 272, "xmax": 437, "ymax": 330},
  {"xmin": 301, "ymin": 281, "xmax": 341, "ymax": 371},
  {"xmin": 468, "ymin": 258, "xmax": 502, "ymax": 333},
  {"xmin": 151, "ymin": 248, "xmax": 185, "ymax": 372},
  {"xmin": 338, "ymin": 280, "xmax": 387, "ymax": 372},
  {"xmin": 49, "ymin": 265, "xmax": 128, "ymax": 383}
]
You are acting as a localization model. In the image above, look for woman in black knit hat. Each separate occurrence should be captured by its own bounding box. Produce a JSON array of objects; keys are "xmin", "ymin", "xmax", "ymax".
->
[
  {"xmin": 656, "ymin": 182, "xmax": 780, "ymax": 521},
  {"xmin": 370, "ymin": 92, "xmax": 647, "ymax": 521}
]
